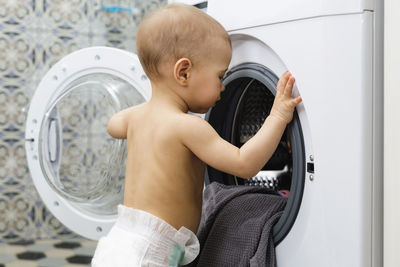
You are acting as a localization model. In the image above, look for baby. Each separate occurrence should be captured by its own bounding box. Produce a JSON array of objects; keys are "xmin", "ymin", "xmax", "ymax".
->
[{"xmin": 92, "ymin": 3, "xmax": 301, "ymax": 267}]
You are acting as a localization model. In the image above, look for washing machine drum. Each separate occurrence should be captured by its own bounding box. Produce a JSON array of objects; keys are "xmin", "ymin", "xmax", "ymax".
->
[{"xmin": 206, "ymin": 63, "xmax": 305, "ymax": 244}]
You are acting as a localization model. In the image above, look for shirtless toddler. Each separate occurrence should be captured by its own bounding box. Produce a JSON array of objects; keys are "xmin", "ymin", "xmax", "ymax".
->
[{"xmin": 92, "ymin": 3, "xmax": 302, "ymax": 267}]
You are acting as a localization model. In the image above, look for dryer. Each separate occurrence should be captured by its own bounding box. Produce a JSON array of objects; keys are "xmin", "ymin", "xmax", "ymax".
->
[{"xmin": 204, "ymin": 0, "xmax": 383, "ymax": 266}]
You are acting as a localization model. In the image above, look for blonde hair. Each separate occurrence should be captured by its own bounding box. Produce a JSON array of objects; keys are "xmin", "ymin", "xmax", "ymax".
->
[{"xmin": 136, "ymin": 3, "xmax": 230, "ymax": 81}]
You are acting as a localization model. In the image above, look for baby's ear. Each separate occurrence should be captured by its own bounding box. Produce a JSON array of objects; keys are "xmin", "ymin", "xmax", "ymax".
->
[{"xmin": 174, "ymin": 58, "xmax": 192, "ymax": 85}]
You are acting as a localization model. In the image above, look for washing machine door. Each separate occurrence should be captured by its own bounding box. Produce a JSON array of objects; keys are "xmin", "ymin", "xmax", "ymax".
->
[
  {"xmin": 206, "ymin": 63, "xmax": 305, "ymax": 245},
  {"xmin": 24, "ymin": 46, "xmax": 151, "ymax": 240}
]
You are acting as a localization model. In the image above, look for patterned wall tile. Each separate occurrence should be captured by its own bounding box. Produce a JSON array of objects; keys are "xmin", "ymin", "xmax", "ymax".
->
[
  {"xmin": 89, "ymin": 0, "xmax": 166, "ymax": 51},
  {"xmin": 0, "ymin": 139, "xmax": 28, "ymax": 182},
  {"xmin": 24, "ymin": 0, "xmax": 90, "ymax": 34},
  {"xmin": 0, "ymin": 0, "xmax": 36, "ymax": 33},
  {"xmin": 1, "ymin": 1, "xmax": 90, "ymax": 243},
  {"xmin": 0, "ymin": 137, "xmax": 80, "ymax": 242},
  {"xmin": 0, "ymin": 0, "xmax": 164, "ymax": 242}
]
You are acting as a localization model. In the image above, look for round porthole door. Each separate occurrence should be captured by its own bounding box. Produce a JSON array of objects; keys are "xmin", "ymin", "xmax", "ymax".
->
[
  {"xmin": 24, "ymin": 47, "xmax": 151, "ymax": 240},
  {"xmin": 206, "ymin": 63, "xmax": 305, "ymax": 245}
]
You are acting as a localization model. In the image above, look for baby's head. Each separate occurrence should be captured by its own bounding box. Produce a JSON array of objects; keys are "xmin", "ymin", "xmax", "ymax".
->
[{"xmin": 136, "ymin": 3, "xmax": 231, "ymax": 82}]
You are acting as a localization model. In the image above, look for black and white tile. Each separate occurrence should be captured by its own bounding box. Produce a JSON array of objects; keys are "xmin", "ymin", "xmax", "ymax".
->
[{"xmin": 0, "ymin": 238, "xmax": 97, "ymax": 266}]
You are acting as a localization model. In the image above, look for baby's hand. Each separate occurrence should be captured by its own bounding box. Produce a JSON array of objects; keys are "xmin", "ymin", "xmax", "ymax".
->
[{"xmin": 270, "ymin": 71, "xmax": 302, "ymax": 124}]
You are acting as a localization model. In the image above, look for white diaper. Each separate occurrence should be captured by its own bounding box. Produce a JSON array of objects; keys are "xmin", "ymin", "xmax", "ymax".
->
[{"xmin": 91, "ymin": 205, "xmax": 200, "ymax": 267}]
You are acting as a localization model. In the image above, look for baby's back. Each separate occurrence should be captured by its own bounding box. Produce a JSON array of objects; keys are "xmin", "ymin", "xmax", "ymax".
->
[{"xmin": 123, "ymin": 103, "xmax": 205, "ymax": 233}]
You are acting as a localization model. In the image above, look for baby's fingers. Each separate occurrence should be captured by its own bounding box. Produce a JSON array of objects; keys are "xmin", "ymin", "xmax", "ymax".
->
[
  {"xmin": 291, "ymin": 96, "xmax": 302, "ymax": 106},
  {"xmin": 284, "ymin": 76, "xmax": 295, "ymax": 97},
  {"xmin": 276, "ymin": 71, "xmax": 291, "ymax": 94}
]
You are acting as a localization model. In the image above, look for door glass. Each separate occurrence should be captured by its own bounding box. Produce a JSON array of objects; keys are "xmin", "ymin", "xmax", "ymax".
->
[{"xmin": 39, "ymin": 73, "xmax": 145, "ymax": 215}]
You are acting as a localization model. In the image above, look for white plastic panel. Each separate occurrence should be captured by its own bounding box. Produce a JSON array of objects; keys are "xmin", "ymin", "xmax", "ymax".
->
[
  {"xmin": 384, "ymin": 1, "xmax": 400, "ymax": 266},
  {"xmin": 228, "ymin": 13, "xmax": 379, "ymax": 266},
  {"xmin": 208, "ymin": 0, "xmax": 375, "ymax": 31}
]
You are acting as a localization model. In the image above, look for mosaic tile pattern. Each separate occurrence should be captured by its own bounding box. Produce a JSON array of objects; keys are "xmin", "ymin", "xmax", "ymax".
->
[
  {"xmin": 0, "ymin": 0, "xmax": 165, "ymax": 242},
  {"xmin": 0, "ymin": 237, "xmax": 97, "ymax": 266}
]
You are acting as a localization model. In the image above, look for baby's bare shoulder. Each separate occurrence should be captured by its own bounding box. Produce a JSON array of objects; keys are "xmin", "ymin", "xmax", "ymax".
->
[
  {"xmin": 128, "ymin": 102, "xmax": 146, "ymax": 116},
  {"xmin": 123, "ymin": 103, "xmax": 149, "ymax": 123},
  {"xmin": 172, "ymin": 114, "xmax": 215, "ymax": 142},
  {"xmin": 108, "ymin": 103, "xmax": 147, "ymax": 139}
]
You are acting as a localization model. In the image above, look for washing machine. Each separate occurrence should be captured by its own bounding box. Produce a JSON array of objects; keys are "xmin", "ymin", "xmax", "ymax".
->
[
  {"xmin": 24, "ymin": 0, "xmax": 383, "ymax": 266},
  {"xmin": 203, "ymin": 0, "xmax": 383, "ymax": 266}
]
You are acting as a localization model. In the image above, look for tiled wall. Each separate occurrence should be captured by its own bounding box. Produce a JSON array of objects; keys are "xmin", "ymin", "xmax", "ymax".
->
[{"xmin": 0, "ymin": 0, "xmax": 164, "ymax": 243}]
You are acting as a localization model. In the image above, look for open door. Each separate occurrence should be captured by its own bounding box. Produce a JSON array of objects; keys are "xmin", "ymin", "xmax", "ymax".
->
[{"xmin": 25, "ymin": 47, "xmax": 151, "ymax": 240}]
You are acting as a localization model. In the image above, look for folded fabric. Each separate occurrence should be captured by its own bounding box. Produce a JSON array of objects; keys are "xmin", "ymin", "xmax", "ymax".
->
[{"xmin": 185, "ymin": 182, "xmax": 287, "ymax": 267}]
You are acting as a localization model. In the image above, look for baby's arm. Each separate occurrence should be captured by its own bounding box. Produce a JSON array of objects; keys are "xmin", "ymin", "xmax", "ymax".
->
[
  {"xmin": 180, "ymin": 72, "xmax": 302, "ymax": 178},
  {"xmin": 107, "ymin": 107, "xmax": 133, "ymax": 139}
]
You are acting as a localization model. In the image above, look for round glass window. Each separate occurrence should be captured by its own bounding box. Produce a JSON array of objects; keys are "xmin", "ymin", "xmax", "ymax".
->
[{"xmin": 38, "ymin": 73, "xmax": 145, "ymax": 215}]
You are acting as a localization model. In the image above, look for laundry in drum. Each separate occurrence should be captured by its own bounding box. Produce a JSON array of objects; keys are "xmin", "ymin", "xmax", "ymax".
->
[{"xmin": 278, "ymin": 190, "xmax": 290, "ymax": 198}]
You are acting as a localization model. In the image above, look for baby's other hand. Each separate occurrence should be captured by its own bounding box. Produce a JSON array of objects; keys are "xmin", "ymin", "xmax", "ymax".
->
[{"xmin": 270, "ymin": 71, "xmax": 302, "ymax": 124}]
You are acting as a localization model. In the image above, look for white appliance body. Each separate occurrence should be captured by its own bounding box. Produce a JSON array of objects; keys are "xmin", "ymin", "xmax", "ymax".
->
[{"xmin": 207, "ymin": 0, "xmax": 383, "ymax": 266}]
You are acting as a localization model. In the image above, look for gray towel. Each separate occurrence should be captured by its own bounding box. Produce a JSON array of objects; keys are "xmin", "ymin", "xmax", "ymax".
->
[{"xmin": 185, "ymin": 182, "xmax": 287, "ymax": 267}]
